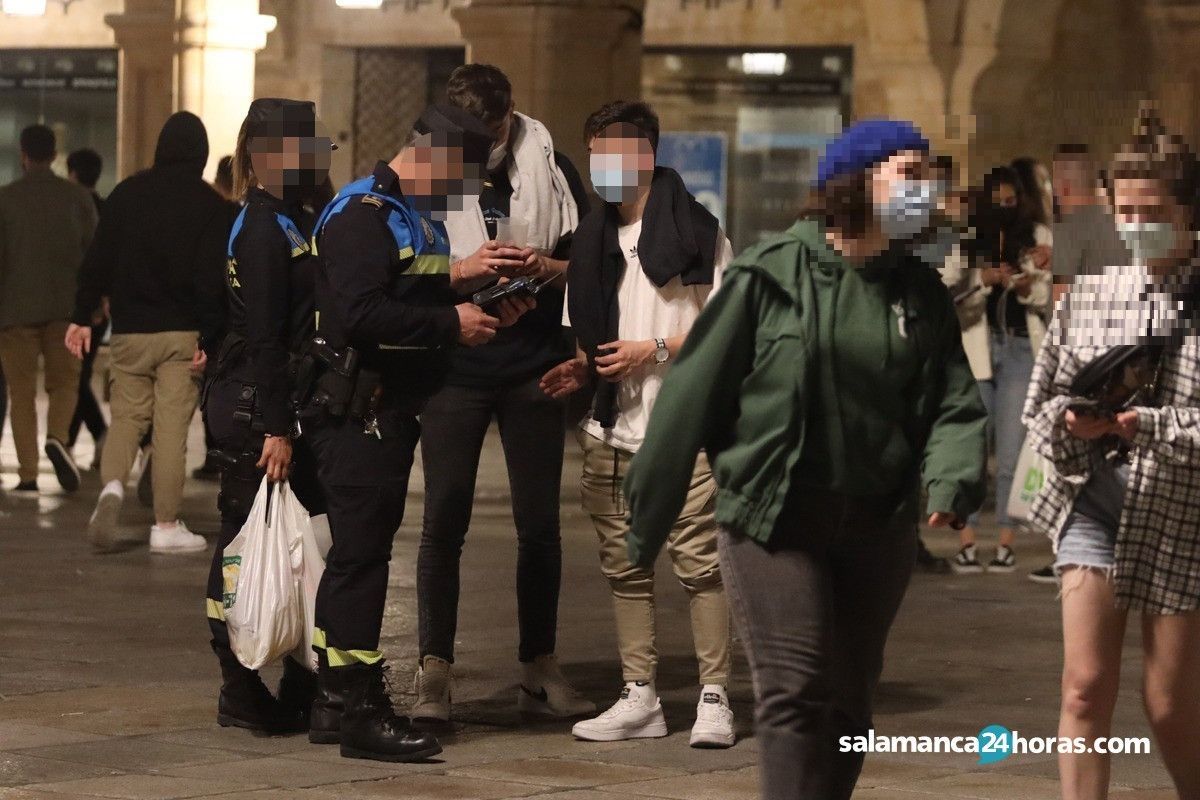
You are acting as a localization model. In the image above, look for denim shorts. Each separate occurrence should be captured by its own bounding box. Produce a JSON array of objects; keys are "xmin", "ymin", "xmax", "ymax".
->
[{"xmin": 1053, "ymin": 460, "xmax": 1128, "ymax": 574}]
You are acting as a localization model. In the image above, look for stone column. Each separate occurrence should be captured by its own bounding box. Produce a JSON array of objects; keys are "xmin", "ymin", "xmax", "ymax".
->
[
  {"xmin": 106, "ymin": 0, "xmax": 276, "ymax": 179},
  {"xmin": 453, "ymin": 0, "xmax": 644, "ymax": 174}
]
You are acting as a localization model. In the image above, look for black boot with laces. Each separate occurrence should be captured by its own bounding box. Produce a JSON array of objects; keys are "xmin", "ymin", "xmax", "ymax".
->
[{"xmin": 336, "ymin": 661, "xmax": 442, "ymax": 763}]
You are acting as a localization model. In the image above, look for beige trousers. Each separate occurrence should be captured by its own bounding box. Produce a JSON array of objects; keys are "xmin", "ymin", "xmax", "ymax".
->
[
  {"xmin": 101, "ymin": 332, "xmax": 199, "ymax": 523},
  {"xmin": 0, "ymin": 321, "xmax": 81, "ymax": 483},
  {"xmin": 577, "ymin": 429, "xmax": 731, "ymax": 686}
]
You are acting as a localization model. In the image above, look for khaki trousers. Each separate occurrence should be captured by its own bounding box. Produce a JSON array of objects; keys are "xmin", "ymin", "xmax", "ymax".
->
[
  {"xmin": 101, "ymin": 332, "xmax": 198, "ymax": 523},
  {"xmin": 577, "ymin": 429, "xmax": 731, "ymax": 686},
  {"xmin": 0, "ymin": 321, "xmax": 81, "ymax": 483}
]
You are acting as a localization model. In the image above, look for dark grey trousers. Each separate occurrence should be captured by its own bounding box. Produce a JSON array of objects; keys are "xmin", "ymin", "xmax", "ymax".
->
[{"xmin": 718, "ymin": 491, "xmax": 918, "ymax": 800}]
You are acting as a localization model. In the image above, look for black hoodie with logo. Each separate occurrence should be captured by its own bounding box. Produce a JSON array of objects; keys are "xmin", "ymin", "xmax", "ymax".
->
[{"xmin": 73, "ymin": 111, "xmax": 236, "ymax": 348}]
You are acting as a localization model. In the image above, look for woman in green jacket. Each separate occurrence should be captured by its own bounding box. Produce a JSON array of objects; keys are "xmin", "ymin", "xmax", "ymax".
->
[{"xmin": 624, "ymin": 119, "xmax": 988, "ymax": 800}]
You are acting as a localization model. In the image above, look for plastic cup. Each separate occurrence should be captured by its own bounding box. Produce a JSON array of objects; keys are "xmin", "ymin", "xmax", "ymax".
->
[{"xmin": 495, "ymin": 217, "xmax": 529, "ymax": 248}]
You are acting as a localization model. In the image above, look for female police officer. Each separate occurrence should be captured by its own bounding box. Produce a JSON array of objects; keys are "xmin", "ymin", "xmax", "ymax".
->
[{"xmin": 202, "ymin": 98, "xmax": 332, "ymax": 735}]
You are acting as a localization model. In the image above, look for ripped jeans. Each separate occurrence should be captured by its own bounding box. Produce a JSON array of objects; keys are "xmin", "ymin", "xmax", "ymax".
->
[{"xmin": 1055, "ymin": 459, "xmax": 1130, "ymax": 580}]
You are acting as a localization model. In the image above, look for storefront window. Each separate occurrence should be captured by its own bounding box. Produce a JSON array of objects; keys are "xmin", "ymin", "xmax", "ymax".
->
[
  {"xmin": 644, "ymin": 47, "xmax": 851, "ymax": 248},
  {"xmin": 0, "ymin": 49, "xmax": 118, "ymax": 193}
]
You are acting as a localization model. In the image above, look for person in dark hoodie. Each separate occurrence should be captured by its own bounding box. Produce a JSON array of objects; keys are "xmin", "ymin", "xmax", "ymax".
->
[
  {"xmin": 541, "ymin": 101, "xmax": 737, "ymax": 748},
  {"xmin": 67, "ymin": 111, "xmax": 234, "ymax": 554},
  {"xmin": 622, "ymin": 119, "xmax": 988, "ymax": 800}
]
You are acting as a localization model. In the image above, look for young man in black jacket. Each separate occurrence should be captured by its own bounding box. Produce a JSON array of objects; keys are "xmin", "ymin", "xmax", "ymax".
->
[
  {"xmin": 67, "ymin": 112, "xmax": 234, "ymax": 554},
  {"xmin": 411, "ymin": 65, "xmax": 595, "ymax": 722}
]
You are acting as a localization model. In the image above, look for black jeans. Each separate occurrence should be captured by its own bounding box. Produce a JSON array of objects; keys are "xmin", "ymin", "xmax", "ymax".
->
[
  {"xmin": 67, "ymin": 323, "xmax": 108, "ymax": 448},
  {"xmin": 717, "ymin": 491, "xmax": 918, "ymax": 800},
  {"xmin": 417, "ymin": 377, "xmax": 565, "ymax": 664}
]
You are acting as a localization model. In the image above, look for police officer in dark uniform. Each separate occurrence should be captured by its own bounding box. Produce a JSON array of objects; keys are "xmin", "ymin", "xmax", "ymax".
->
[
  {"xmin": 300, "ymin": 105, "xmax": 532, "ymax": 762},
  {"xmin": 202, "ymin": 98, "xmax": 332, "ymax": 734}
]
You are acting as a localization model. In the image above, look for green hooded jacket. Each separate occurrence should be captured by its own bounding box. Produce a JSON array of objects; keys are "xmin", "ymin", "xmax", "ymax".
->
[{"xmin": 624, "ymin": 219, "xmax": 987, "ymax": 568}]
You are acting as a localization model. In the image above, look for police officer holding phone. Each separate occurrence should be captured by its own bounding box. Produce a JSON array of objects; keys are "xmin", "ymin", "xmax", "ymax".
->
[{"xmin": 299, "ymin": 105, "xmax": 534, "ymax": 763}]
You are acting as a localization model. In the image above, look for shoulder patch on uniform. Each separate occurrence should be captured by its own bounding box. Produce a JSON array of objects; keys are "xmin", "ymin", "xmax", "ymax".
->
[{"xmin": 361, "ymin": 195, "xmax": 384, "ymax": 208}]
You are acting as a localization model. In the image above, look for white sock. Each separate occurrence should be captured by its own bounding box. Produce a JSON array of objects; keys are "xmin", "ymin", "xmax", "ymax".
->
[
  {"xmin": 101, "ymin": 480, "xmax": 124, "ymax": 499},
  {"xmin": 701, "ymin": 684, "xmax": 728, "ymax": 704},
  {"xmin": 625, "ymin": 681, "xmax": 657, "ymax": 705}
]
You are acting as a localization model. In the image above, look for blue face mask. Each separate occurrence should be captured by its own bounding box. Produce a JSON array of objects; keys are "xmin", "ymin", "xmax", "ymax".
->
[
  {"xmin": 877, "ymin": 178, "xmax": 941, "ymax": 242},
  {"xmin": 590, "ymin": 153, "xmax": 641, "ymax": 204},
  {"xmin": 1116, "ymin": 221, "xmax": 1181, "ymax": 264}
]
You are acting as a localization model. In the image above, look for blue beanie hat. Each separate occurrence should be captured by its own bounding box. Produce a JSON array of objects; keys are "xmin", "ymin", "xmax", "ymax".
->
[{"xmin": 816, "ymin": 118, "xmax": 929, "ymax": 190}]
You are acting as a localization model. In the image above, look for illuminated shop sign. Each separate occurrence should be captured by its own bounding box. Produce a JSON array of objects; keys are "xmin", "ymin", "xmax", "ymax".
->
[{"xmin": 0, "ymin": 49, "xmax": 118, "ymax": 91}]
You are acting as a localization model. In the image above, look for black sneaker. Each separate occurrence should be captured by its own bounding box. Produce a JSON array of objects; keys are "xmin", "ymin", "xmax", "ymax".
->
[
  {"xmin": 12, "ymin": 480, "xmax": 38, "ymax": 494},
  {"xmin": 988, "ymin": 546, "xmax": 1017, "ymax": 573},
  {"xmin": 44, "ymin": 438, "xmax": 81, "ymax": 493},
  {"xmin": 951, "ymin": 544, "xmax": 984, "ymax": 574},
  {"xmin": 1028, "ymin": 564, "xmax": 1059, "ymax": 585},
  {"xmin": 916, "ymin": 538, "xmax": 951, "ymax": 574}
]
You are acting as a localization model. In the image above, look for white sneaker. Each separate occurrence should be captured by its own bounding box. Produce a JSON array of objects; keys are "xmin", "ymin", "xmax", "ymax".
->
[
  {"xmin": 411, "ymin": 655, "xmax": 452, "ymax": 721},
  {"xmin": 571, "ymin": 682, "xmax": 667, "ymax": 742},
  {"xmin": 690, "ymin": 685, "xmax": 735, "ymax": 748},
  {"xmin": 518, "ymin": 655, "xmax": 596, "ymax": 717},
  {"xmin": 149, "ymin": 520, "xmax": 206, "ymax": 554},
  {"xmin": 88, "ymin": 481, "xmax": 125, "ymax": 553}
]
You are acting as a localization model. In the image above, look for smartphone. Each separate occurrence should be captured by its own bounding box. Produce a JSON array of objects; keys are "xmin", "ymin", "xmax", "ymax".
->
[{"xmin": 1067, "ymin": 399, "xmax": 1108, "ymax": 418}]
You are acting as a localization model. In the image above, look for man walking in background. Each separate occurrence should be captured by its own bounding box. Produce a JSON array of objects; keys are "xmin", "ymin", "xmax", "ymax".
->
[
  {"xmin": 66, "ymin": 148, "xmax": 110, "ymax": 469},
  {"xmin": 0, "ymin": 125, "xmax": 97, "ymax": 494},
  {"xmin": 67, "ymin": 112, "xmax": 232, "ymax": 554}
]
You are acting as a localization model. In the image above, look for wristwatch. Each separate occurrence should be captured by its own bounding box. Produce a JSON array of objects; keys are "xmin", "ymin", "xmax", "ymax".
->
[{"xmin": 653, "ymin": 338, "xmax": 669, "ymax": 365}]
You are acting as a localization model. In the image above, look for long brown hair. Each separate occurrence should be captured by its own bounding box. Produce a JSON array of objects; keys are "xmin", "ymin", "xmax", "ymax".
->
[{"xmin": 231, "ymin": 116, "xmax": 255, "ymax": 202}]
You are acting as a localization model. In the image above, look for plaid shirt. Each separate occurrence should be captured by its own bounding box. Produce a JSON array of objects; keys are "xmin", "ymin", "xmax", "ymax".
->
[{"xmin": 1023, "ymin": 300, "xmax": 1200, "ymax": 615}]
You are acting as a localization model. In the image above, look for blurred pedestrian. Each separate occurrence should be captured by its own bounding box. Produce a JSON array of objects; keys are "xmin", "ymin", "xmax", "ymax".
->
[
  {"xmin": 623, "ymin": 118, "xmax": 987, "ymax": 799},
  {"xmin": 1011, "ymin": 155, "xmax": 1055, "ymax": 230},
  {"xmin": 0, "ymin": 125, "xmax": 97, "ymax": 494},
  {"xmin": 65, "ymin": 148, "xmax": 110, "ymax": 469},
  {"xmin": 1026, "ymin": 144, "xmax": 1131, "ymax": 585},
  {"xmin": 413, "ymin": 63, "xmax": 593, "ymax": 723},
  {"xmin": 213, "ymin": 155, "xmax": 235, "ymax": 202},
  {"xmin": 952, "ymin": 165, "xmax": 1052, "ymax": 574},
  {"xmin": 67, "ymin": 112, "xmax": 232, "ymax": 554},
  {"xmin": 1024, "ymin": 107, "xmax": 1200, "ymax": 800},
  {"xmin": 544, "ymin": 100, "xmax": 737, "ymax": 748}
]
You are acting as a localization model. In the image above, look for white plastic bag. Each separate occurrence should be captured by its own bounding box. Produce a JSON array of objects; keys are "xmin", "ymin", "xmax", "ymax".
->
[
  {"xmin": 224, "ymin": 478, "xmax": 312, "ymax": 670},
  {"xmin": 1007, "ymin": 440, "xmax": 1055, "ymax": 525},
  {"xmin": 291, "ymin": 511, "xmax": 327, "ymax": 670}
]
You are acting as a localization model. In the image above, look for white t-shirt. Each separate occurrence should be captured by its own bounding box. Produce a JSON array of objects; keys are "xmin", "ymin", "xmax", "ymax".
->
[{"xmin": 563, "ymin": 219, "xmax": 732, "ymax": 452}]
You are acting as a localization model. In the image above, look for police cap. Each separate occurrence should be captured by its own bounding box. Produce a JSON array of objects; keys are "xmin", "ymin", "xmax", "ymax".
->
[{"xmin": 411, "ymin": 103, "xmax": 495, "ymax": 172}]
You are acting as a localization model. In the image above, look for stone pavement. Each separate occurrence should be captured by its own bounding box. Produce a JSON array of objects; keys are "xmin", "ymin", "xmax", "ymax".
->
[{"xmin": 0, "ymin": 412, "xmax": 1178, "ymax": 800}]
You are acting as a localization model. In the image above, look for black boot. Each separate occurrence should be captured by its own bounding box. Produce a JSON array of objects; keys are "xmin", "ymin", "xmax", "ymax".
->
[
  {"xmin": 212, "ymin": 640, "xmax": 280, "ymax": 733},
  {"xmin": 276, "ymin": 656, "xmax": 319, "ymax": 734},
  {"xmin": 309, "ymin": 649, "xmax": 347, "ymax": 745},
  {"xmin": 337, "ymin": 661, "xmax": 442, "ymax": 763}
]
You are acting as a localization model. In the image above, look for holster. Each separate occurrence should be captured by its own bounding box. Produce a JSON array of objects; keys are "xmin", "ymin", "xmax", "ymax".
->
[
  {"xmin": 294, "ymin": 337, "xmax": 382, "ymax": 422},
  {"xmin": 211, "ymin": 446, "xmax": 264, "ymax": 521}
]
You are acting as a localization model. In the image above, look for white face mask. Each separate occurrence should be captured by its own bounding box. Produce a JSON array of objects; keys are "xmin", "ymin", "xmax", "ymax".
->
[
  {"xmin": 877, "ymin": 178, "xmax": 942, "ymax": 242},
  {"xmin": 487, "ymin": 141, "xmax": 508, "ymax": 172},
  {"xmin": 1116, "ymin": 221, "xmax": 1182, "ymax": 264},
  {"xmin": 590, "ymin": 152, "xmax": 642, "ymax": 204}
]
